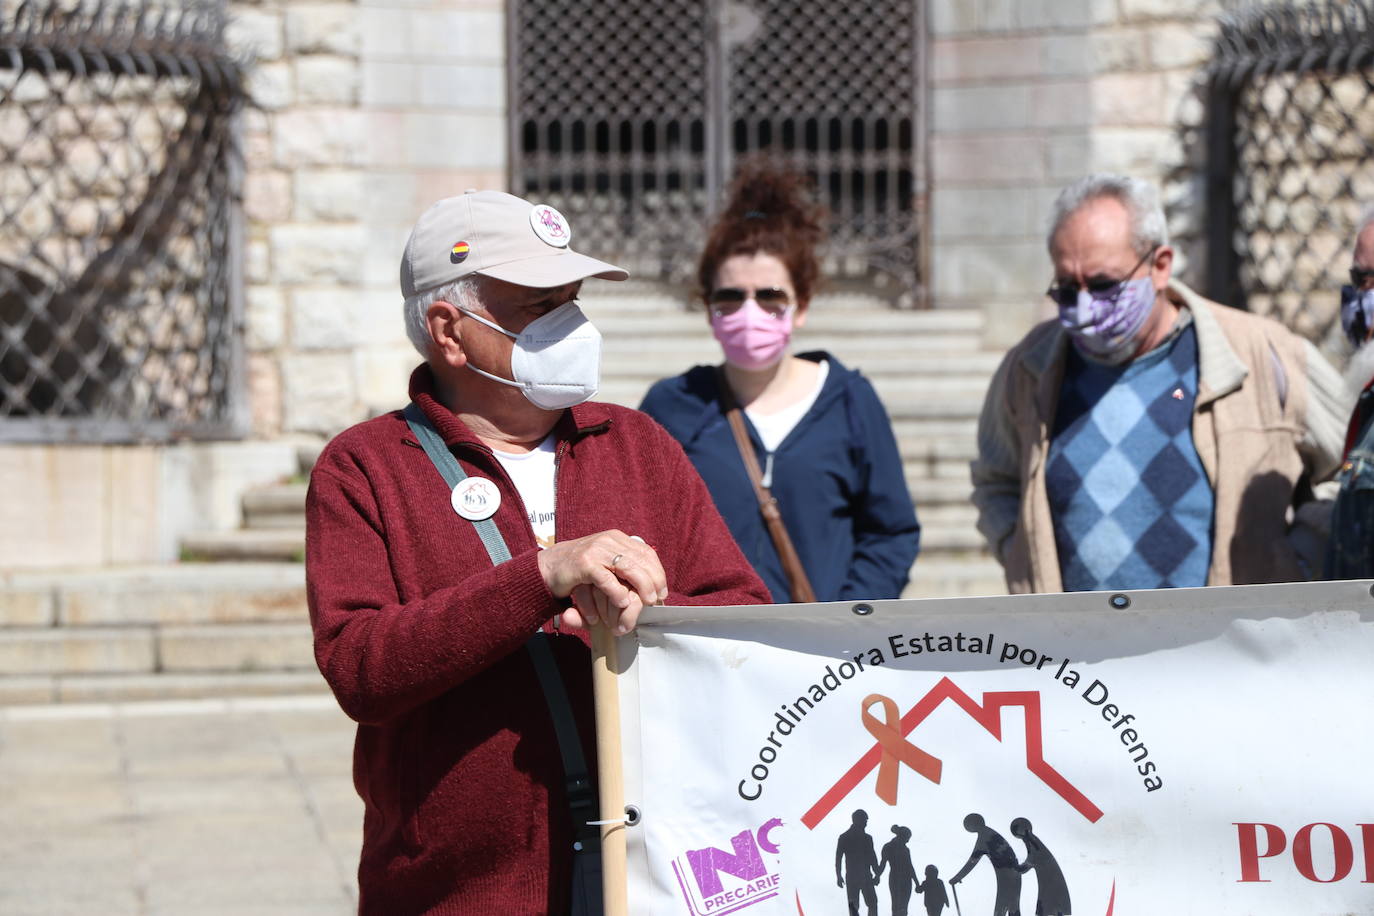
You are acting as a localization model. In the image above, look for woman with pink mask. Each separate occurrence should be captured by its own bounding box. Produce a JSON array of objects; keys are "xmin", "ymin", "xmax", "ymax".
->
[{"xmin": 639, "ymin": 160, "xmax": 920, "ymax": 602}]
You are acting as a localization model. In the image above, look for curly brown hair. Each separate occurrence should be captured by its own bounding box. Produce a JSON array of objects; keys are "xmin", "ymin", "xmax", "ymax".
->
[{"xmin": 696, "ymin": 158, "xmax": 826, "ymax": 306}]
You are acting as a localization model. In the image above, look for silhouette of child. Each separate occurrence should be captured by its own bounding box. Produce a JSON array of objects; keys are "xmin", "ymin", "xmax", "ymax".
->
[{"xmin": 913, "ymin": 864, "xmax": 949, "ymax": 916}]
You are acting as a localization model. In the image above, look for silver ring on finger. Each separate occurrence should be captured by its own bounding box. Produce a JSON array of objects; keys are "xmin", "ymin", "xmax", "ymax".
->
[{"xmin": 611, "ymin": 553, "xmax": 623, "ymax": 569}]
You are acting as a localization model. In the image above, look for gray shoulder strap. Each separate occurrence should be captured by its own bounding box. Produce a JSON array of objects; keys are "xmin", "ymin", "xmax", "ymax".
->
[{"xmin": 402, "ymin": 402, "xmax": 512, "ymax": 565}]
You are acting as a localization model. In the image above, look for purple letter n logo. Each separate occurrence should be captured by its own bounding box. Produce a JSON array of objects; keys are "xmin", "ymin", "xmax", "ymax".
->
[
  {"xmin": 688, "ymin": 830, "xmax": 765, "ymax": 896},
  {"xmin": 672, "ymin": 819, "xmax": 783, "ymax": 915}
]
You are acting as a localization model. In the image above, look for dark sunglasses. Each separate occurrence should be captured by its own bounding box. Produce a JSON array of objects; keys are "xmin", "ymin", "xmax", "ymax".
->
[
  {"xmin": 707, "ymin": 287, "xmax": 793, "ymax": 316},
  {"xmin": 1046, "ymin": 246, "xmax": 1157, "ymax": 308},
  {"xmin": 1350, "ymin": 267, "xmax": 1374, "ymax": 288}
]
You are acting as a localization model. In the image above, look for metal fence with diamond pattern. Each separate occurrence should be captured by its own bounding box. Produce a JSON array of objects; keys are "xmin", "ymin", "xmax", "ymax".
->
[
  {"xmin": 1204, "ymin": 0, "xmax": 1374, "ymax": 349},
  {"xmin": 0, "ymin": 0, "xmax": 245, "ymax": 443}
]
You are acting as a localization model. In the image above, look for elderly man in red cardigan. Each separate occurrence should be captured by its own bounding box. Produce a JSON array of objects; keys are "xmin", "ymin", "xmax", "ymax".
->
[{"xmin": 306, "ymin": 191, "xmax": 769, "ymax": 914}]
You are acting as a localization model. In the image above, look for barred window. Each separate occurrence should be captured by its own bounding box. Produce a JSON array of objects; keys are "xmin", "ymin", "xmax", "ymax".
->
[
  {"xmin": 1202, "ymin": 0, "xmax": 1374, "ymax": 348},
  {"xmin": 510, "ymin": 0, "xmax": 928, "ymax": 305},
  {"xmin": 0, "ymin": 0, "xmax": 246, "ymax": 442}
]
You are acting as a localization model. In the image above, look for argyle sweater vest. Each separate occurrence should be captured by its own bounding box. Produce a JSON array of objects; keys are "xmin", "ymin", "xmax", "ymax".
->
[{"xmin": 1045, "ymin": 323, "xmax": 1214, "ymax": 590}]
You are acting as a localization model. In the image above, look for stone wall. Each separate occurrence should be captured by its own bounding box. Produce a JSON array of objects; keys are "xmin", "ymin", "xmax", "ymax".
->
[
  {"xmin": 1, "ymin": 0, "xmax": 1246, "ymax": 570},
  {"xmin": 928, "ymin": 0, "xmax": 1226, "ymax": 347},
  {"xmin": 229, "ymin": 0, "xmax": 506, "ymax": 440}
]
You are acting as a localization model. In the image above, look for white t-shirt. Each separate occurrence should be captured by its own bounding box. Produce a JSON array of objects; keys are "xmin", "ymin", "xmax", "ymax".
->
[
  {"xmin": 745, "ymin": 359, "xmax": 831, "ymax": 452},
  {"xmin": 492, "ymin": 434, "xmax": 558, "ymax": 549}
]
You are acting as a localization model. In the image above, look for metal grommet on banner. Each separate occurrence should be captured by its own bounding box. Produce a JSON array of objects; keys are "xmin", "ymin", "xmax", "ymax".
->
[
  {"xmin": 852, "ymin": 603, "xmax": 874, "ymax": 616},
  {"xmin": 1368, "ymin": 582, "xmax": 1374, "ymax": 599},
  {"xmin": 1109, "ymin": 593, "xmax": 1131, "ymax": 610},
  {"xmin": 624, "ymin": 805, "xmax": 642, "ymax": 827}
]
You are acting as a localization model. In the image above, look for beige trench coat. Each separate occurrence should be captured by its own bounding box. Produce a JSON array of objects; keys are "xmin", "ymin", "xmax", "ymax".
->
[{"xmin": 970, "ymin": 281, "xmax": 1348, "ymax": 594}]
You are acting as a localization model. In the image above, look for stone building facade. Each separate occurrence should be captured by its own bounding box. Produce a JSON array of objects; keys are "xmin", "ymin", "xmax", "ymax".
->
[{"xmin": 0, "ymin": 0, "xmax": 1248, "ymax": 569}]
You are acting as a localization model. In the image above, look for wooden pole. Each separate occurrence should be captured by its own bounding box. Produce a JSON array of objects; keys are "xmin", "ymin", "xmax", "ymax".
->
[{"xmin": 591, "ymin": 623, "xmax": 628, "ymax": 916}]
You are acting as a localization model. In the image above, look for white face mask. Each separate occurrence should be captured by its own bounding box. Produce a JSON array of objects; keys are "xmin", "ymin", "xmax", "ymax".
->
[{"xmin": 458, "ymin": 301, "xmax": 602, "ymax": 410}]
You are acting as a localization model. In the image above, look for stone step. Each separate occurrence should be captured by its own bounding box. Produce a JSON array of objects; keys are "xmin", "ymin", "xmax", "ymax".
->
[
  {"xmin": 181, "ymin": 529, "xmax": 306, "ymax": 562},
  {"xmin": 0, "ymin": 621, "xmax": 314, "ymax": 676},
  {"xmin": 908, "ymin": 477, "xmax": 974, "ymax": 506},
  {"xmin": 0, "ymin": 670, "xmax": 330, "ymax": 705},
  {"xmin": 159, "ymin": 622, "xmax": 316, "ymax": 673},
  {"xmin": 901, "ymin": 431, "xmax": 976, "ymax": 461},
  {"xmin": 243, "ymin": 484, "xmax": 308, "ymax": 529},
  {"xmin": 0, "ymin": 564, "xmax": 306, "ymax": 627},
  {"xmin": 893, "ymin": 418, "xmax": 978, "ymax": 441},
  {"xmin": 916, "ymin": 523, "xmax": 992, "ymax": 558},
  {"xmin": 918, "ymin": 504, "xmax": 980, "ymax": 530},
  {"xmin": 903, "ymin": 558, "xmax": 1007, "ymax": 599}
]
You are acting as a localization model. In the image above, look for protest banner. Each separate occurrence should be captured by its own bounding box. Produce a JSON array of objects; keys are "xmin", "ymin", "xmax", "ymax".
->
[{"xmin": 606, "ymin": 580, "xmax": 1374, "ymax": 914}]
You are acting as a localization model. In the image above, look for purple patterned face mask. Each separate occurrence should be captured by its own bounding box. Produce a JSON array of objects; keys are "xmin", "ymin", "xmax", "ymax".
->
[
  {"xmin": 1057, "ymin": 275, "xmax": 1157, "ymax": 363},
  {"xmin": 1340, "ymin": 285, "xmax": 1374, "ymax": 349}
]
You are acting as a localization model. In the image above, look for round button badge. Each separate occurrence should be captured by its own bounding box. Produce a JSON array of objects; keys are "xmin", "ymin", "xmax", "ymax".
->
[
  {"xmin": 451, "ymin": 477, "xmax": 501, "ymax": 521},
  {"xmin": 529, "ymin": 203, "xmax": 571, "ymax": 248}
]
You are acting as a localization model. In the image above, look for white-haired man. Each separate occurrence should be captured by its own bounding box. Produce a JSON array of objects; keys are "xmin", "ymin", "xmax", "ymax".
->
[
  {"xmin": 971, "ymin": 173, "xmax": 1347, "ymax": 594},
  {"xmin": 1327, "ymin": 206, "xmax": 1374, "ymax": 578},
  {"xmin": 306, "ymin": 191, "xmax": 768, "ymax": 913}
]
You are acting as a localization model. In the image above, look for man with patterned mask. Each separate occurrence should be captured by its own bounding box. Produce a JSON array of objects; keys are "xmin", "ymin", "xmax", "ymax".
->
[
  {"xmin": 306, "ymin": 190, "xmax": 769, "ymax": 913},
  {"xmin": 972, "ymin": 173, "xmax": 1347, "ymax": 594},
  {"xmin": 1326, "ymin": 206, "xmax": 1374, "ymax": 578}
]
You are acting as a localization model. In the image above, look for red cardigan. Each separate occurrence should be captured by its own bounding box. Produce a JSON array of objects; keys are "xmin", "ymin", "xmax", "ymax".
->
[{"xmin": 306, "ymin": 368, "xmax": 769, "ymax": 914}]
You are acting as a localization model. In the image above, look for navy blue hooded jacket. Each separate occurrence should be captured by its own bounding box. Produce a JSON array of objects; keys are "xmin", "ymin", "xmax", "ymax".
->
[{"xmin": 639, "ymin": 351, "xmax": 921, "ymax": 602}]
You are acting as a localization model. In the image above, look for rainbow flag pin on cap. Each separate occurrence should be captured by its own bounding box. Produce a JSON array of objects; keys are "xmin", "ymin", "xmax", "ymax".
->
[{"xmin": 450, "ymin": 241, "xmax": 470, "ymax": 264}]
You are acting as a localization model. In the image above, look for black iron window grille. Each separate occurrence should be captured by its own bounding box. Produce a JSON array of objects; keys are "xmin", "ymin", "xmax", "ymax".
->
[
  {"xmin": 509, "ymin": 0, "xmax": 928, "ymax": 306},
  {"xmin": 0, "ymin": 0, "xmax": 246, "ymax": 443},
  {"xmin": 1204, "ymin": 0, "xmax": 1374, "ymax": 348}
]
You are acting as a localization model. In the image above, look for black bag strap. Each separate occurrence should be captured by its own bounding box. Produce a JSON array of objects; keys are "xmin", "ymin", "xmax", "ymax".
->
[{"xmin": 403, "ymin": 402, "xmax": 599, "ymax": 844}]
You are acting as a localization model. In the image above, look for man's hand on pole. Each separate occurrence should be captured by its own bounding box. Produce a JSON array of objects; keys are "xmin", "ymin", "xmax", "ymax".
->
[{"xmin": 537, "ymin": 529, "xmax": 667, "ymax": 634}]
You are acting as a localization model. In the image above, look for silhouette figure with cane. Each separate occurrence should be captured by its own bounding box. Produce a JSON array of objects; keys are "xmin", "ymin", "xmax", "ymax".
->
[
  {"xmin": 949, "ymin": 813, "xmax": 1022, "ymax": 916},
  {"xmin": 1010, "ymin": 817, "xmax": 1070, "ymax": 915}
]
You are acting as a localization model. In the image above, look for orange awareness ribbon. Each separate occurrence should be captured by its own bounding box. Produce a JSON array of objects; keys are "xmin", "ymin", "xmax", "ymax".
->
[{"xmin": 861, "ymin": 693, "xmax": 943, "ymax": 804}]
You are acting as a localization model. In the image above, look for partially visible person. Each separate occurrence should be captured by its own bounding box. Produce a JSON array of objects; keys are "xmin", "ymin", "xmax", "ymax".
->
[
  {"xmin": 640, "ymin": 160, "xmax": 920, "ymax": 602},
  {"xmin": 307, "ymin": 190, "xmax": 769, "ymax": 914},
  {"xmin": 1327, "ymin": 206, "xmax": 1374, "ymax": 578},
  {"xmin": 972, "ymin": 173, "xmax": 1346, "ymax": 593}
]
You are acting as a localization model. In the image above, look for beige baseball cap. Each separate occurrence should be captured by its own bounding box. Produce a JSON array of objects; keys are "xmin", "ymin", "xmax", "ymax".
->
[{"xmin": 399, "ymin": 190, "xmax": 628, "ymax": 298}]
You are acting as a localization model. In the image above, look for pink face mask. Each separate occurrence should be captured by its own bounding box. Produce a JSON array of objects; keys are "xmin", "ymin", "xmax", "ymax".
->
[{"xmin": 711, "ymin": 299, "xmax": 795, "ymax": 370}]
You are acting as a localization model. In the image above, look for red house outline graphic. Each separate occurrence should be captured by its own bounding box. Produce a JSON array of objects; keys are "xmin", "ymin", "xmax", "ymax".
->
[{"xmin": 802, "ymin": 676, "xmax": 1105, "ymax": 830}]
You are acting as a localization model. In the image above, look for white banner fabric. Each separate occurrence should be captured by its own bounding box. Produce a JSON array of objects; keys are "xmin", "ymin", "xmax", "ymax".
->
[{"xmin": 614, "ymin": 581, "xmax": 1374, "ymax": 915}]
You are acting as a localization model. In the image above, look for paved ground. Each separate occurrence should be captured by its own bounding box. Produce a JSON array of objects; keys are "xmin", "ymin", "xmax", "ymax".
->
[{"xmin": 0, "ymin": 695, "xmax": 362, "ymax": 915}]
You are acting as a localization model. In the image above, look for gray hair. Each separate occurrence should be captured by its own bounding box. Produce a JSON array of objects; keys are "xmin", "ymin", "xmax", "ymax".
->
[
  {"xmin": 1047, "ymin": 173, "xmax": 1169, "ymax": 257},
  {"xmin": 402, "ymin": 276, "xmax": 482, "ymax": 357}
]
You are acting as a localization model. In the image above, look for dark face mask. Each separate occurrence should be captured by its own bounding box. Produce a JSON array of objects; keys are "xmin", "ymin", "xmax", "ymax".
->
[{"xmin": 1340, "ymin": 285, "xmax": 1374, "ymax": 349}]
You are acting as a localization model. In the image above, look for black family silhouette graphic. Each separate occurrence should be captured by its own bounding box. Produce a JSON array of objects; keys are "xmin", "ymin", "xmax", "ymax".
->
[{"xmin": 833, "ymin": 811, "xmax": 1071, "ymax": 916}]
